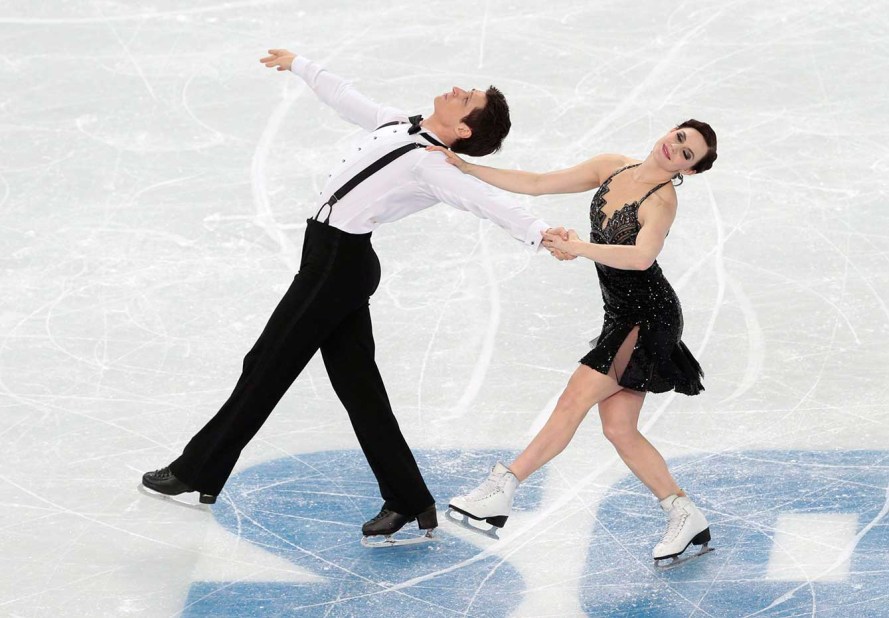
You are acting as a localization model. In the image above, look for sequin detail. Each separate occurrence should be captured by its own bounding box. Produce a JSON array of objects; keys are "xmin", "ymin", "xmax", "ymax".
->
[{"xmin": 580, "ymin": 164, "xmax": 704, "ymax": 395}]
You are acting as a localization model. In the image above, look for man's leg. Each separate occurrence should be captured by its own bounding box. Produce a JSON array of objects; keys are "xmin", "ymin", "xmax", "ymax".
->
[
  {"xmin": 320, "ymin": 304, "xmax": 434, "ymax": 516},
  {"xmin": 169, "ymin": 270, "xmax": 335, "ymax": 495}
]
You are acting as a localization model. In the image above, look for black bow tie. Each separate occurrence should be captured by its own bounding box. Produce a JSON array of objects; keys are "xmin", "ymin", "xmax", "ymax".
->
[{"xmin": 407, "ymin": 114, "xmax": 423, "ymax": 135}]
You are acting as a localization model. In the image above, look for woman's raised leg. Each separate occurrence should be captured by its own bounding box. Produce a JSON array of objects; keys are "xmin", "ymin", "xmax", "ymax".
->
[{"xmin": 447, "ymin": 364, "xmax": 621, "ymax": 532}]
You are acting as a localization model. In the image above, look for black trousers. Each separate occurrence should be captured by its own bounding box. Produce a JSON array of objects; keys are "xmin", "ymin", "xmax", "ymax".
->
[{"xmin": 169, "ymin": 219, "xmax": 434, "ymax": 516}]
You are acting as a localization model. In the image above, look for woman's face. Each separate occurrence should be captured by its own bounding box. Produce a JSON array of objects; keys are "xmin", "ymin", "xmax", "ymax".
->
[{"xmin": 653, "ymin": 127, "xmax": 709, "ymax": 174}]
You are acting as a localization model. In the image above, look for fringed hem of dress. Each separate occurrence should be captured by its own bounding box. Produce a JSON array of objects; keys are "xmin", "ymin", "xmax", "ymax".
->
[{"xmin": 579, "ymin": 320, "xmax": 704, "ymax": 396}]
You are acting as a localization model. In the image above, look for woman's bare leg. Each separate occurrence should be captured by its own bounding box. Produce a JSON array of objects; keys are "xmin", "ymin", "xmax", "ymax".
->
[
  {"xmin": 597, "ymin": 388, "xmax": 682, "ymax": 500},
  {"xmin": 508, "ymin": 364, "xmax": 622, "ymax": 481},
  {"xmin": 593, "ymin": 326, "xmax": 682, "ymax": 499}
]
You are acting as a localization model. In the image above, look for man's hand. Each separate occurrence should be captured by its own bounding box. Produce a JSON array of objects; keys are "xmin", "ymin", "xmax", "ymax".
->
[
  {"xmin": 260, "ymin": 49, "xmax": 297, "ymax": 71},
  {"xmin": 543, "ymin": 227, "xmax": 580, "ymax": 260},
  {"xmin": 546, "ymin": 227, "xmax": 570, "ymax": 241},
  {"xmin": 543, "ymin": 227, "xmax": 577, "ymax": 261},
  {"xmin": 549, "ymin": 248, "xmax": 576, "ymax": 261}
]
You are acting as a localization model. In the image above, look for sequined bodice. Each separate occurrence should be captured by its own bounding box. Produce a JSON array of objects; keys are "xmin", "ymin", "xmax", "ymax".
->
[
  {"xmin": 589, "ymin": 164, "xmax": 669, "ymax": 247},
  {"xmin": 588, "ymin": 164, "xmax": 676, "ymax": 320}
]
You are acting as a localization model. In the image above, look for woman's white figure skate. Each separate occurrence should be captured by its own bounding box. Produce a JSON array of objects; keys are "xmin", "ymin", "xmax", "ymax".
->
[
  {"xmin": 652, "ymin": 494, "xmax": 714, "ymax": 569},
  {"xmin": 446, "ymin": 462, "xmax": 518, "ymax": 539}
]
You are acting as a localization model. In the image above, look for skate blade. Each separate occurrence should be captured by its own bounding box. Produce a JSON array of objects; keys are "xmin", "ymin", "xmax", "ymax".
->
[
  {"xmin": 360, "ymin": 529, "xmax": 437, "ymax": 549},
  {"xmin": 136, "ymin": 484, "xmax": 212, "ymax": 511},
  {"xmin": 654, "ymin": 543, "xmax": 715, "ymax": 571},
  {"xmin": 444, "ymin": 508, "xmax": 501, "ymax": 540}
]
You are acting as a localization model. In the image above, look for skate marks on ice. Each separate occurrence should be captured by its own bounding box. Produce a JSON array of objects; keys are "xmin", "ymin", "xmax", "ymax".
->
[
  {"xmin": 580, "ymin": 450, "xmax": 889, "ymax": 617},
  {"xmin": 177, "ymin": 449, "xmax": 889, "ymax": 616},
  {"xmin": 180, "ymin": 449, "xmax": 542, "ymax": 617}
]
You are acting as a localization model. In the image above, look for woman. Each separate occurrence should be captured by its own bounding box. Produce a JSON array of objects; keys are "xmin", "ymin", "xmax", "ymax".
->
[{"xmin": 432, "ymin": 120, "xmax": 718, "ymax": 565}]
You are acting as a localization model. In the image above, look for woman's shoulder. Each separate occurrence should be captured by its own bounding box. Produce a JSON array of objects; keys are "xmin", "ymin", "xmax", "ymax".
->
[
  {"xmin": 638, "ymin": 183, "xmax": 678, "ymax": 228},
  {"xmin": 589, "ymin": 154, "xmax": 637, "ymax": 183},
  {"xmin": 604, "ymin": 154, "xmax": 638, "ymax": 171},
  {"xmin": 645, "ymin": 182, "xmax": 678, "ymax": 210}
]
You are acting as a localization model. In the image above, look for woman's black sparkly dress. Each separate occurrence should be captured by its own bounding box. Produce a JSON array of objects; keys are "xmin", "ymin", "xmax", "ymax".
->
[{"xmin": 579, "ymin": 163, "xmax": 704, "ymax": 395}]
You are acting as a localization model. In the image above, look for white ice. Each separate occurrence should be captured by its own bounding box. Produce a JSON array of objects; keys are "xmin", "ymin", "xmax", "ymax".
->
[{"xmin": 2, "ymin": 1, "xmax": 888, "ymax": 616}]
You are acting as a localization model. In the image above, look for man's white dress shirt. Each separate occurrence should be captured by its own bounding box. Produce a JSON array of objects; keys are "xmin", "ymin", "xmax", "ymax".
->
[{"xmin": 290, "ymin": 56, "xmax": 548, "ymax": 249}]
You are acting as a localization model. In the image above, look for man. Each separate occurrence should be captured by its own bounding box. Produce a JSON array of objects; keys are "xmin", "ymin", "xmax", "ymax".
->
[{"xmin": 142, "ymin": 48, "xmax": 550, "ymax": 543}]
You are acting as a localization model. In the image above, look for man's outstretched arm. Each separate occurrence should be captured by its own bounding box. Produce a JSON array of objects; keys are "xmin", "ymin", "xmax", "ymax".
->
[{"xmin": 260, "ymin": 49, "xmax": 406, "ymax": 131}]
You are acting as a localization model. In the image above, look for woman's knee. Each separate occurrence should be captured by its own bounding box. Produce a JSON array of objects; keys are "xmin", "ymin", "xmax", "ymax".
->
[
  {"xmin": 555, "ymin": 388, "xmax": 592, "ymax": 422},
  {"xmin": 602, "ymin": 422, "xmax": 641, "ymax": 449}
]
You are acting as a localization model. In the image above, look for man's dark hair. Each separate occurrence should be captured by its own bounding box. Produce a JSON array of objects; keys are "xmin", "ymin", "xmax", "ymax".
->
[
  {"xmin": 677, "ymin": 119, "xmax": 718, "ymax": 173},
  {"xmin": 451, "ymin": 86, "xmax": 511, "ymax": 157}
]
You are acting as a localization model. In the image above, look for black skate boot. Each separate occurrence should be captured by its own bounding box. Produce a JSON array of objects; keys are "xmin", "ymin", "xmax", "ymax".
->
[
  {"xmin": 141, "ymin": 466, "xmax": 217, "ymax": 504},
  {"xmin": 360, "ymin": 504, "xmax": 438, "ymax": 548}
]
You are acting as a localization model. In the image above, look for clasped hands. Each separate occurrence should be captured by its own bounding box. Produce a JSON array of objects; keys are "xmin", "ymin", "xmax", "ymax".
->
[{"xmin": 543, "ymin": 227, "xmax": 580, "ymax": 261}]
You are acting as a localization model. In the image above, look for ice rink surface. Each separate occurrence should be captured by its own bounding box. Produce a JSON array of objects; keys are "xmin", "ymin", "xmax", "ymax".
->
[{"xmin": 2, "ymin": 1, "xmax": 888, "ymax": 616}]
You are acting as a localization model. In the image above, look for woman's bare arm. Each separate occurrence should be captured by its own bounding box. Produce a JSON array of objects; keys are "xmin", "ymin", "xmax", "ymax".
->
[
  {"xmin": 542, "ymin": 195, "xmax": 677, "ymax": 270},
  {"xmin": 425, "ymin": 147, "xmax": 624, "ymax": 196}
]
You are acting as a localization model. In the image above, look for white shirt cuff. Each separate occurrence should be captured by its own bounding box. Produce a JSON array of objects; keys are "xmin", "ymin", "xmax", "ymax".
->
[
  {"xmin": 527, "ymin": 219, "xmax": 549, "ymax": 252},
  {"xmin": 290, "ymin": 55, "xmax": 311, "ymax": 77}
]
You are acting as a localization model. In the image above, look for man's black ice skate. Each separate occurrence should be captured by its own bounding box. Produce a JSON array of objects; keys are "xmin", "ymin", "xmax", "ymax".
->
[
  {"xmin": 141, "ymin": 466, "xmax": 217, "ymax": 504},
  {"xmin": 360, "ymin": 504, "xmax": 438, "ymax": 548}
]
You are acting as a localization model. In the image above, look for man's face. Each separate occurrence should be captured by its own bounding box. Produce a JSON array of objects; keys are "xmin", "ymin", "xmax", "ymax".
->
[{"xmin": 433, "ymin": 87, "xmax": 487, "ymax": 137}]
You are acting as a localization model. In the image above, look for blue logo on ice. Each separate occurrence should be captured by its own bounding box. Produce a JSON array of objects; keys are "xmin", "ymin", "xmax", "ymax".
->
[
  {"xmin": 580, "ymin": 449, "xmax": 889, "ymax": 617},
  {"xmin": 181, "ymin": 449, "xmax": 541, "ymax": 617}
]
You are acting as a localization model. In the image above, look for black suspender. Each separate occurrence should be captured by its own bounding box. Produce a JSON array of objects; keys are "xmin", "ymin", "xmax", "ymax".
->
[
  {"xmin": 314, "ymin": 142, "xmax": 422, "ymax": 223},
  {"xmin": 313, "ymin": 116, "xmax": 446, "ymax": 224},
  {"xmin": 375, "ymin": 120, "xmax": 404, "ymax": 130}
]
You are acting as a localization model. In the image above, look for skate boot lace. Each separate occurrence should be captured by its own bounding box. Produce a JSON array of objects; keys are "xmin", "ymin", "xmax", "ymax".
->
[
  {"xmin": 660, "ymin": 509, "xmax": 689, "ymax": 544},
  {"xmin": 367, "ymin": 509, "xmax": 394, "ymax": 524},
  {"xmin": 153, "ymin": 467, "xmax": 173, "ymax": 479},
  {"xmin": 464, "ymin": 473, "xmax": 506, "ymax": 502}
]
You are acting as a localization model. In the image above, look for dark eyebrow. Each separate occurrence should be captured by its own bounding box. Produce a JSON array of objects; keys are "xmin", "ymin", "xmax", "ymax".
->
[{"xmin": 677, "ymin": 131, "xmax": 696, "ymax": 159}]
